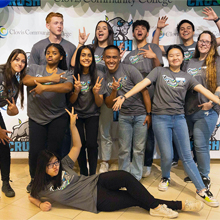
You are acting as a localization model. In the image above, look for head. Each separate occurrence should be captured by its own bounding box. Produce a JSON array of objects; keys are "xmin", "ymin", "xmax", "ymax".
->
[
  {"xmin": 93, "ymin": 21, "xmax": 114, "ymax": 49},
  {"xmin": 103, "ymin": 45, "xmax": 120, "ymax": 73},
  {"xmin": 45, "ymin": 43, "xmax": 67, "ymax": 70},
  {"xmin": 166, "ymin": 45, "xmax": 184, "ymax": 70},
  {"xmin": 74, "ymin": 45, "xmax": 97, "ymax": 86},
  {"xmin": 132, "ymin": 20, "xmax": 150, "ymax": 42},
  {"xmin": 46, "ymin": 12, "xmax": 63, "ymax": 37},
  {"xmin": 177, "ymin": 20, "xmax": 195, "ymax": 42}
]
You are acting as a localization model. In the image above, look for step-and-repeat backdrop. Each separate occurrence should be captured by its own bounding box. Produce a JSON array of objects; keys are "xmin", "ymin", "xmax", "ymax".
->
[{"xmin": 1, "ymin": 0, "xmax": 220, "ymax": 158}]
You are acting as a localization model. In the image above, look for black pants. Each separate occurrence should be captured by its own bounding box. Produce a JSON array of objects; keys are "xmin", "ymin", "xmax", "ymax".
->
[
  {"xmin": 97, "ymin": 171, "xmax": 182, "ymax": 212},
  {"xmin": 29, "ymin": 113, "xmax": 69, "ymax": 178},
  {"xmin": 0, "ymin": 113, "xmax": 10, "ymax": 181},
  {"xmin": 76, "ymin": 116, "xmax": 99, "ymax": 176}
]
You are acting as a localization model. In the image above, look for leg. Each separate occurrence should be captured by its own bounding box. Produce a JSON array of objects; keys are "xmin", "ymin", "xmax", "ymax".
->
[
  {"xmin": 118, "ymin": 114, "xmax": 133, "ymax": 174},
  {"xmin": 76, "ymin": 118, "xmax": 88, "ymax": 176},
  {"xmin": 131, "ymin": 115, "xmax": 147, "ymax": 180},
  {"xmin": 85, "ymin": 116, "xmax": 99, "ymax": 175}
]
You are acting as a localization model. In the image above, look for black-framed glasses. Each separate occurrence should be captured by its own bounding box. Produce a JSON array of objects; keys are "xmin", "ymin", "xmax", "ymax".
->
[
  {"xmin": 198, "ymin": 40, "xmax": 211, "ymax": 46},
  {"xmin": 47, "ymin": 161, "xmax": 60, "ymax": 169}
]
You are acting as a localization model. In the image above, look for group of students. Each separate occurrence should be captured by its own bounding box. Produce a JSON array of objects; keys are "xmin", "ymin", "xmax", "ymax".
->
[{"xmin": 1, "ymin": 6, "xmax": 220, "ymax": 219}]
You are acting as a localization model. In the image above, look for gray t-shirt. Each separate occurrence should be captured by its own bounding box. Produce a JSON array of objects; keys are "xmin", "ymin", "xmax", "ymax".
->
[
  {"xmin": 38, "ymin": 155, "xmax": 99, "ymax": 213},
  {"xmin": 103, "ymin": 63, "xmax": 147, "ymax": 116},
  {"xmin": 94, "ymin": 46, "xmax": 105, "ymax": 65},
  {"xmin": 0, "ymin": 68, "xmax": 18, "ymax": 107},
  {"xmin": 29, "ymin": 38, "xmax": 76, "ymax": 69},
  {"xmin": 185, "ymin": 57, "xmax": 220, "ymax": 115},
  {"xmin": 123, "ymin": 43, "xmax": 163, "ymax": 98},
  {"xmin": 147, "ymin": 66, "xmax": 199, "ymax": 115},
  {"xmin": 73, "ymin": 70, "xmax": 105, "ymax": 118},
  {"xmin": 27, "ymin": 64, "xmax": 73, "ymax": 125}
]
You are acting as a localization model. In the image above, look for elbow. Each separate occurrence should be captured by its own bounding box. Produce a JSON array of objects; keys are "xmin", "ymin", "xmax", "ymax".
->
[{"xmin": 65, "ymin": 84, "xmax": 73, "ymax": 93}]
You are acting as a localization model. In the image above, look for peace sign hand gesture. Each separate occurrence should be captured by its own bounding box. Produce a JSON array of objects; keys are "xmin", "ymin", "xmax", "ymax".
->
[
  {"xmin": 157, "ymin": 16, "xmax": 169, "ymax": 29},
  {"xmin": 79, "ymin": 27, "xmax": 90, "ymax": 45},
  {"xmin": 138, "ymin": 45, "xmax": 156, "ymax": 59},
  {"xmin": 29, "ymin": 80, "xmax": 45, "ymax": 96},
  {"xmin": 111, "ymin": 77, "xmax": 121, "ymax": 91},
  {"xmin": 93, "ymin": 76, "xmax": 103, "ymax": 95},
  {"xmin": 6, "ymin": 97, "xmax": 19, "ymax": 116},
  {"xmin": 49, "ymin": 68, "xmax": 67, "ymax": 83},
  {"xmin": 72, "ymin": 74, "xmax": 82, "ymax": 94}
]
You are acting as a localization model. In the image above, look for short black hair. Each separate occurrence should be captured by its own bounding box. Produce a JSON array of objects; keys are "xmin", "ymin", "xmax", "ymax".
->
[
  {"xmin": 103, "ymin": 45, "xmax": 120, "ymax": 55},
  {"xmin": 132, "ymin": 20, "xmax": 150, "ymax": 32},
  {"xmin": 177, "ymin": 19, "xmax": 195, "ymax": 33}
]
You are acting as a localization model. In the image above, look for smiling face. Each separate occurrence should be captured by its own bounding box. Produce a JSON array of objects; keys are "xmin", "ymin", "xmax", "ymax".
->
[
  {"xmin": 96, "ymin": 22, "xmax": 109, "ymax": 43},
  {"xmin": 179, "ymin": 22, "xmax": 194, "ymax": 41},
  {"xmin": 133, "ymin": 25, "xmax": 149, "ymax": 42},
  {"xmin": 46, "ymin": 156, "xmax": 60, "ymax": 177},
  {"xmin": 45, "ymin": 46, "xmax": 63, "ymax": 66},
  {"xmin": 10, "ymin": 53, "xmax": 26, "ymax": 74},
  {"xmin": 167, "ymin": 48, "xmax": 184, "ymax": 70},
  {"xmin": 198, "ymin": 33, "xmax": 212, "ymax": 56},
  {"xmin": 80, "ymin": 48, "xmax": 93, "ymax": 69},
  {"xmin": 46, "ymin": 16, "xmax": 63, "ymax": 37},
  {"xmin": 103, "ymin": 48, "xmax": 120, "ymax": 73}
]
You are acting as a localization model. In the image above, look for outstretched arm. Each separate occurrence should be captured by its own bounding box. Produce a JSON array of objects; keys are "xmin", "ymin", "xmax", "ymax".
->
[
  {"xmin": 66, "ymin": 107, "xmax": 82, "ymax": 163},
  {"xmin": 28, "ymin": 195, "xmax": 52, "ymax": 211}
]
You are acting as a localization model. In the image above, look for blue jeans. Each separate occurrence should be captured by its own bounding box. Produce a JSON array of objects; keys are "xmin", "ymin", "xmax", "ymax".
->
[
  {"xmin": 118, "ymin": 114, "xmax": 148, "ymax": 181},
  {"xmin": 186, "ymin": 109, "xmax": 218, "ymax": 178},
  {"xmin": 152, "ymin": 114, "xmax": 205, "ymax": 191}
]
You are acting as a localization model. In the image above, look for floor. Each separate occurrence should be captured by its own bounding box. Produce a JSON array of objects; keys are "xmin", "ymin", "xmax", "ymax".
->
[{"xmin": 1, "ymin": 160, "xmax": 220, "ymax": 220}]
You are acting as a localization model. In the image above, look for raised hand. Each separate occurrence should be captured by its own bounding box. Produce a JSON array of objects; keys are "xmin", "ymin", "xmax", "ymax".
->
[
  {"xmin": 6, "ymin": 97, "xmax": 18, "ymax": 116},
  {"xmin": 203, "ymin": 7, "xmax": 218, "ymax": 21},
  {"xmin": 29, "ymin": 80, "xmax": 45, "ymax": 96},
  {"xmin": 138, "ymin": 45, "xmax": 156, "ymax": 59},
  {"xmin": 157, "ymin": 16, "xmax": 169, "ymax": 29},
  {"xmin": 79, "ymin": 27, "xmax": 90, "ymax": 45},
  {"xmin": 93, "ymin": 76, "xmax": 103, "ymax": 95},
  {"xmin": 65, "ymin": 107, "xmax": 78, "ymax": 126},
  {"xmin": 118, "ymin": 42, "xmax": 127, "ymax": 58},
  {"xmin": 39, "ymin": 201, "xmax": 52, "ymax": 212},
  {"xmin": 49, "ymin": 68, "xmax": 67, "ymax": 83},
  {"xmin": 0, "ymin": 126, "xmax": 12, "ymax": 145},
  {"xmin": 111, "ymin": 77, "xmax": 121, "ymax": 91},
  {"xmin": 72, "ymin": 74, "xmax": 82, "ymax": 94}
]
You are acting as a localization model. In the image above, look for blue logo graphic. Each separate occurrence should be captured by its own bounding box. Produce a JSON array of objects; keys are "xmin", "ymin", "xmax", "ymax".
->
[
  {"xmin": 0, "ymin": 0, "xmax": 10, "ymax": 8},
  {"xmin": 152, "ymin": 29, "xmax": 164, "ymax": 41},
  {"xmin": 0, "ymin": 26, "xmax": 8, "ymax": 38}
]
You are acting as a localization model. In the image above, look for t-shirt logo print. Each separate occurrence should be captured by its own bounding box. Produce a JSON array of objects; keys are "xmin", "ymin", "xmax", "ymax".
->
[
  {"xmin": 184, "ymin": 51, "xmax": 193, "ymax": 61},
  {"xmin": 129, "ymin": 55, "xmax": 140, "ymax": 64},
  {"xmin": 187, "ymin": 67, "xmax": 202, "ymax": 77},
  {"xmin": 81, "ymin": 80, "xmax": 90, "ymax": 93},
  {"xmin": 162, "ymin": 75, "xmax": 178, "ymax": 88},
  {"xmin": 95, "ymin": 54, "xmax": 103, "ymax": 63}
]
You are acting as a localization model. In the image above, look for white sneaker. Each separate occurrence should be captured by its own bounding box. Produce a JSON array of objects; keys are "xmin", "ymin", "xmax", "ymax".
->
[
  {"xmin": 158, "ymin": 177, "xmax": 170, "ymax": 191},
  {"xmin": 99, "ymin": 162, "xmax": 109, "ymax": 173},
  {"xmin": 150, "ymin": 204, "xmax": 178, "ymax": 218},
  {"xmin": 142, "ymin": 166, "xmax": 151, "ymax": 177},
  {"xmin": 196, "ymin": 189, "xmax": 219, "ymax": 207},
  {"xmin": 183, "ymin": 200, "xmax": 204, "ymax": 212}
]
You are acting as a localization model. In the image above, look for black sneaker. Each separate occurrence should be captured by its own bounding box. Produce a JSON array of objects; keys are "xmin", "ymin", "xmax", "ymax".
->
[
  {"xmin": 202, "ymin": 176, "xmax": 211, "ymax": 190},
  {"xmin": 26, "ymin": 179, "xmax": 34, "ymax": 193},
  {"xmin": 184, "ymin": 176, "xmax": 192, "ymax": 183},
  {"xmin": 171, "ymin": 161, "xmax": 178, "ymax": 168},
  {"xmin": 2, "ymin": 181, "xmax": 15, "ymax": 197}
]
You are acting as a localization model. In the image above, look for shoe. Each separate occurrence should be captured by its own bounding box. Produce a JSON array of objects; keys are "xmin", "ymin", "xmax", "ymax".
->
[
  {"xmin": 99, "ymin": 162, "xmax": 109, "ymax": 173},
  {"xmin": 184, "ymin": 176, "xmax": 192, "ymax": 183},
  {"xmin": 150, "ymin": 204, "xmax": 178, "ymax": 218},
  {"xmin": 26, "ymin": 179, "xmax": 34, "ymax": 193},
  {"xmin": 142, "ymin": 166, "xmax": 151, "ymax": 177},
  {"xmin": 2, "ymin": 181, "xmax": 15, "ymax": 197},
  {"xmin": 183, "ymin": 200, "xmax": 204, "ymax": 212},
  {"xmin": 171, "ymin": 161, "xmax": 178, "ymax": 168},
  {"xmin": 158, "ymin": 177, "xmax": 170, "ymax": 191},
  {"xmin": 196, "ymin": 189, "xmax": 219, "ymax": 207},
  {"xmin": 201, "ymin": 176, "xmax": 211, "ymax": 190}
]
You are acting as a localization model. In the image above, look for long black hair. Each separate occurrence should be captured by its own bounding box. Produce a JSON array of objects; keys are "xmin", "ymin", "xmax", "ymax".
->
[
  {"xmin": 93, "ymin": 20, "xmax": 114, "ymax": 51},
  {"xmin": 31, "ymin": 150, "xmax": 62, "ymax": 199},
  {"xmin": 45, "ymin": 43, "xmax": 67, "ymax": 70},
  {"xmin": 74, "ymin": 45, "xmax": 97, "ymax": 87},
  {"xmin": 0, "ymin": 49, "xmax": 27, "ymax": 108}
]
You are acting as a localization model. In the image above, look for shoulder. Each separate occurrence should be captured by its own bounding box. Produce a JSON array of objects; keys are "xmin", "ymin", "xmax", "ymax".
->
[
  {"xmin": 32, "ymin": 38, "xmax": 49, "ymax": 48},
  {"xmin": 148, "ymin": 43, "xmax": 160, "ymax": 50},
  {"xmin": 61, "ymin": 39, "xmax": 76, "ymax": 49}
]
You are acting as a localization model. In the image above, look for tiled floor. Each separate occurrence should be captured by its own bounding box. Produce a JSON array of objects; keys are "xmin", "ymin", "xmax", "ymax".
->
[{"xmin": 0, "ymin": 160, "xmax": 220, "ymax": 220}]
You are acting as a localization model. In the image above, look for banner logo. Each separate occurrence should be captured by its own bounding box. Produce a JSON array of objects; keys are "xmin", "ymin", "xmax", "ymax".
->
[
  {"xmin": 9, "ymin": 0, "xmax": 41, "ymax": 6},
  {"xmin": 0, "ymin": 26, "xmax": 8, "ymax": 39},
  {"xmin": 187, "ymin": 0, "xmax": 220, "ymax": 6}
]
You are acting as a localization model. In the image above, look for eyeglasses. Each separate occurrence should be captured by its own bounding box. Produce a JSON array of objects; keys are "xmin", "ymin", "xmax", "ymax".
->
[
  {"xmin": 198, "ymin": 40, "xmax": 211, "ymax": 46},
  {"xmin": 47, "ymin": 161, "xmax": 60, "ymax": 169}
]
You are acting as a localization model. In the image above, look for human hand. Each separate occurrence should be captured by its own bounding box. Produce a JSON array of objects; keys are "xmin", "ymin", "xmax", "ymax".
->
[
  {"xmin": 29, "ymin": 80, "xmax": 45, "ymax": 96},
  {"xmin": 39, "ymin": 201, "xmax": 52, "ymax": 211},
  {"xmin": 6, "ymin": 97, "xmax": 19, "ymax": 116},
  {"xmin": 65, "ymin": 107, "xmax": 78, "ymax": 126},
  {"xmin": 0, "ymin": 126, "xmax": 12, "ymax": 145},
  {"xmin": 203, "ymin": 7, "xmax": 218, "ymax": 21},
  {"xmin": 111, "ymin": 77, "xmax": 121, "ymax": 91},
  {"xmin": 157, "ymin": 16, "xmax": 169, "ymax": 29},
  {"xmin": 118, "ymin": 42, "xmax": 127, "ymax": 59},
  {"xmin": 93, "ymin": 76, "xmax": 103, "ymax": 95},
  {"xmin": 198, "ymin": 102, "xmax": 213, "ymax": 110},
  {"xmin": 138, "ymin": 45, "xmax": 156, "ymax": 59},
  {"xmin": 143, "ymin": 115, "xmax": 152, "ymax": 128},
  {"xmin": 112, "ymin": 95, "xmax": 125, "ymax": 111},
  {"xmin": 79, "ymin": 27, "xmax": 90, "ymax": 45},
  {"xmin": 72, "ymin": 74, "xmax": 82, "ymax": 94},
  {"xmin": 49, "ymin": 68, "xmax": 67, "ymax": 83}
]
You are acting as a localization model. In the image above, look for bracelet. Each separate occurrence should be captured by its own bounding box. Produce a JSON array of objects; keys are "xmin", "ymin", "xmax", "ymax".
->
[
  {"xmin": 146, "ymin": 112, "xmax": 152, "ymax": 116},
  {"xmin": 39, "ymin": 202, "xmax": 42, "ymax": 208},
  {"xmin": 120, "ymin": 95, "xmax": 127, "ymax": 100},
  {"xmin": 214, "ymin": 17, "xmax": 220, "ymax": 23},
  {"xmin": 209, "ymin": 100, "xmax": 213, "ymax": 104},
  {"xmin": 78, "ymin": 42, "xmax": 84, "ymax": 46}
]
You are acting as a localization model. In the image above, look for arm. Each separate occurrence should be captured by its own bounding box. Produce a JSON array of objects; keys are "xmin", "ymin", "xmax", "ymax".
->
[
  {"xmin": 141, "ymin": 88, "xmax": 152, "ymax": 128},
  {"xmin": 66, "ymin": 107, "xmax": 82, "ymax": 163},
  {"xmin": 28, "ymin": 195, "xmax": 52, "ymax": 211}
]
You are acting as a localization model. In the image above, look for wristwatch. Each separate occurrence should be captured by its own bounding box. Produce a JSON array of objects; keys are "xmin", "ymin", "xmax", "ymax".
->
[{"xmin": 146, "ymin": 112, "xmax": 152, "ymax": 116}]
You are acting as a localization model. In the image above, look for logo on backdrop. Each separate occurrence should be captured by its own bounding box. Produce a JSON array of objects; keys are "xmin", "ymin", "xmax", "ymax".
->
[
  {"xmin": 0, "ymin": 26, "xmax": 8, "ymax": 39},
  {"xmin": 106, "ymin": 16, "xmax": 133, "ymax": 51},
  {"xmin": 9, "ymin": 119, "xmax": 29, "ymax": 152},
  {"xmin": 0, "ymin": 0, "xmax": 10, "ymax": 8},
  {"xmin": 152, "ymin": 29, "xmax": 164, "ymax": 41},
  {"xmin": 187, "ymin": 0, "xmax": 220, "ymax": 6},
  {"xmin": 8, "ymin": 0, "xmax": 41, "ymax": 6}
]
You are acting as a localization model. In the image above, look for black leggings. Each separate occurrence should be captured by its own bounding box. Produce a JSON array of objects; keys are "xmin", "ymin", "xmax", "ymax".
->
[{"xmin": 97, "ymin": 171, "xmax": 182, "ymax": 212}]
